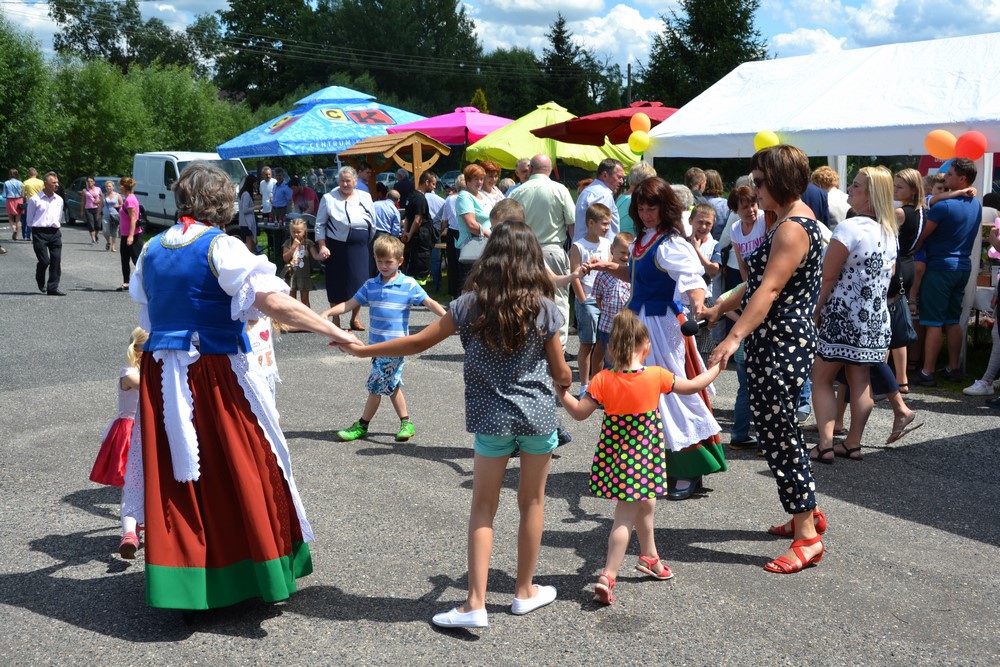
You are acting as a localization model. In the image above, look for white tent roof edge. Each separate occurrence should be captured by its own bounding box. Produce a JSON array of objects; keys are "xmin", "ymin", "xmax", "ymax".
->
[{"xmin": 647, "ymin": 32, "xmax": 1000, "ymax": 160}]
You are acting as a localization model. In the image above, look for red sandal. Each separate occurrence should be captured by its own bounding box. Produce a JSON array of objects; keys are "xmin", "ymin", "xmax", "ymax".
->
[
  {"xmin": 635, "ymin": 555, "xmax": 674, "ymax": 580},
  {"xmin": 763, "ymin": 534, "xmax": 824, "ymax": 574},
  {"xmin": 767, "ymin": 508, "xmax": 827, "ymax": 537},
  {"xmin": 593, "ymin": 571, "xmax": 616, "ymax": 604}
]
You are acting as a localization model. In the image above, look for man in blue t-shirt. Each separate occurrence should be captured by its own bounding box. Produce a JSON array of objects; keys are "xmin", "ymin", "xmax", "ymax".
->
[{"xmin": 915, "ymin": 158, "xmax": 983, "ymax": 386}]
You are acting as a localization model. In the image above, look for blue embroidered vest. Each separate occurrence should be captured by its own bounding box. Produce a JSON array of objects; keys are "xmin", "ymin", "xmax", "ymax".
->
[
  {"xmin": 142, "ymin": 226, "xmax": 250, "ymax": 354},
  {"xmin": 627, "ymin": 232, "xmax": 682, "ymax": 317}
]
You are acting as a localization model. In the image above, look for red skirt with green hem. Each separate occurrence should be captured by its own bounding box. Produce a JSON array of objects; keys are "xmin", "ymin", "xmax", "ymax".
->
[
  {"xmin": 139, "ymin": 354, "xmax": 312, "ymax": 610},
  {"xmin": 662, "ymin": 331, "xmax": 726, "ymax": 479}
]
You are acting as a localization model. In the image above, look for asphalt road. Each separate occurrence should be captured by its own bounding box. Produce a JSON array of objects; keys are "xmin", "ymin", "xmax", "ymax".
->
[{"xmin": 0, "ymin": 224, "xmax": 997, "ymax": 666}]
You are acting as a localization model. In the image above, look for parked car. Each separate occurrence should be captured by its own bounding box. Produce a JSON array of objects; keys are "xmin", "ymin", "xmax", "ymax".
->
[
  {"xmin": 64, "ymin": 176, "xmax": 119, "ymax": 225},
  {"xmin": 439, "ymin": 170, "xmax": 460, "ymax": 190},
  {"xmin": 375, "ymin": 171, "xmax": 397, "ymax": 190}
]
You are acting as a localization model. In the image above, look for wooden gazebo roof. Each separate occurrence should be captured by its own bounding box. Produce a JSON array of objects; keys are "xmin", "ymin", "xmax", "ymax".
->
[{"xmin": 339, "ymin": 131, "xmax": 451, "ymax": 189}]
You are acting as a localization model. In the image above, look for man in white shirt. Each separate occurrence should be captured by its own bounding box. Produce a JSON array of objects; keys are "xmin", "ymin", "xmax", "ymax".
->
[
  {"xmin": 26, "ymin": 171, "xmax": 65, "ymax": 295},
  {"xmin": 574, "ymin": 158, "xmax": 624, "ymax": 242},
  {"xmin": 258, "ymin": 166, "xmax": 276, "ymax": 223}
]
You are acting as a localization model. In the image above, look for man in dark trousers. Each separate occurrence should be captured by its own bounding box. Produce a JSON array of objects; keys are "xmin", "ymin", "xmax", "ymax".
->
[
  {"xmin": 401, "ymin": 171, "xmax": 438, "ymax": 285},
  {"xmin": 26, "ymin": 171, "xmax": 66, "ymax": 295}
]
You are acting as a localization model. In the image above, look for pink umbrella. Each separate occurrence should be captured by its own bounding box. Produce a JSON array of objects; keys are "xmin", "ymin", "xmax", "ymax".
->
[{"xmin": 387, "ymin": 106, "xmax": 514, "ymax": 145}]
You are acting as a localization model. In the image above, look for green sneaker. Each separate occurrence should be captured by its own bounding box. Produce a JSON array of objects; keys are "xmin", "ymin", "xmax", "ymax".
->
[
  {"xmin": 337, "ymin": 420, "xmax": 368, "ymax": 442},
  {"xmin": 395, "ymin": 419, "xmax": 415, "ymax": 442}
]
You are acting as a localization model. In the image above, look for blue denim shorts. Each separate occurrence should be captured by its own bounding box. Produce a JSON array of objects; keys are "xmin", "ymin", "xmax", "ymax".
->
[
  {"xmin": 575, "ymin": 297, "xmax": 600, "ymax": 344},
  {"xmin": 474, "ymin": 432, "xmax": 558, "ymax": 458},
  {"xmin": 366, "ymin": 356, "xmax": 405, "ymax": 395}
]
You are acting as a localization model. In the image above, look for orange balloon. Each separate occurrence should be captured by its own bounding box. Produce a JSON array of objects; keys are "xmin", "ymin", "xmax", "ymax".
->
[
  {"xmin": 955, "ymin": 131, "xmax": 988, "ymax": 160},
  {"xmin": 630, "ymin": 112, "xmax": 651, "ymax": 133},
  {"xmin": 925, "ymin": 130, "xmax": 957, "ymax": 160}
]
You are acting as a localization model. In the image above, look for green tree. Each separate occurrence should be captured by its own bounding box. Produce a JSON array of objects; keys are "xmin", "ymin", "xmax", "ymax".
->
[
  {"xmin": 49, "ymin": 58, "xmax": 155, "ymax": 178},
  {"xmin": 469, "ymin": 88, "xmax": 488, "ymax": 113},
  {"xmin": 478, "ymin": 47, "xmax": 544, "ymax": 118},
  {"xmin": 310, "ymin": 0, "xmax": 483, "ymax": 115},
  {"xmin": 542, "ymin": 14, "xmax": 593, "ymax": 114},
  {"xmin": 48, "ymin": 0, "xmax": 215, "ymax": 74},
  {"xmin": 0, "ymin": 17, "xmax": 59, "ymax": 171},
  {"xmin": 639, "ymin": 0, "xmax": 768, "ymax": 106},
  {"xmin": 215, "ymin": 0, "xmax": 318, "ymax": 108}
]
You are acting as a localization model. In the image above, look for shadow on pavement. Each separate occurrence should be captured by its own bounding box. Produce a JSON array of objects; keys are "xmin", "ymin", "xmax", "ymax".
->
[{"xmin": 0, "ymin": 528, "xmax": 290, "ymax": 641}]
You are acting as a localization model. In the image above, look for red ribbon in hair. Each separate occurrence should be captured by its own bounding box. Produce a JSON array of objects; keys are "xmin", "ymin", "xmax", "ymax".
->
[{"xmin": 179, "ymin": 215, "xmax": 198, "ymax": 233}]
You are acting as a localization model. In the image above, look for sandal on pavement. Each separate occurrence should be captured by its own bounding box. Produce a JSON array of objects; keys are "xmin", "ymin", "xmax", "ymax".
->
[
  {"xmin": 635, "ymin": 555, "xmax": 674, "ymax": 580},
  {"xmin": 763, "ymin": 534, "xmax": 824, "ymax": 574},
  {"xmin": 809, "ymin": 444, "xmax": 835, "ymax": 465},
  {"xmin": 116, "ymin": 283, "xmax": 129, "ymax": 292},
  {"xmin": 349, "ymin": 321, "xmax": 366, "ymax": 331},
  {"xmin": 898, "ymin": 383, "xmax": 909, "ymax": 394},
  {"xmin": 593, "ymin": 572, "xmax": 616, "ymax": 605},
  {"xmin": 886, "ymin": 413, "xmax": 923, "ymax": 444},
  {"xmin": 834, "ymin": 443, "xmax": 863, "ymax": 460},
  {"xmin": 767, "ymin": 508, "xmax": 827, "ymax": 537}
]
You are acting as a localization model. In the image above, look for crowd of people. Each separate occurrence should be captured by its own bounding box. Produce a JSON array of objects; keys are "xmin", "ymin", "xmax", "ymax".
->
[{"xmin": 7, "ymin": 143, "xmax": 994, "ymax": 628}]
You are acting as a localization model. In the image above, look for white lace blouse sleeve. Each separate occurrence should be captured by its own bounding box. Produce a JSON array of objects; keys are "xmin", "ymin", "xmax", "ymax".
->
[
  {"xmin": 657, "ymin": 235, "xmax": 708, "ymax": 296},
  {"xmin": 211, "ymin": 233, "xmax": 289, "ymax": 322}
]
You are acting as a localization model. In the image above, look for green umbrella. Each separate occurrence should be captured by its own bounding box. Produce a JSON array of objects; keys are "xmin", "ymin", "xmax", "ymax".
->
[{"xmin": 465, "ymin": 101, "xmax": 637, "ymax": 170}]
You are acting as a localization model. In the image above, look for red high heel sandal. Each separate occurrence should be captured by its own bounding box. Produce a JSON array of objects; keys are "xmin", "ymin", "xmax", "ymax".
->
[{"xmin": 763, "ymin": 534, "xmax": 824, "ymax": 574}]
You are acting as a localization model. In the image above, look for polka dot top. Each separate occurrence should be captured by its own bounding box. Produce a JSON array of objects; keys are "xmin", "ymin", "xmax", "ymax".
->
[{"xmin": 449, "ymin": 292, "xmax": 563, "ymax": 436}]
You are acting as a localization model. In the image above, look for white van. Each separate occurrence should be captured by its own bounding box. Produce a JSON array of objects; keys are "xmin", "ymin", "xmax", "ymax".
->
[{"xmin": 132, "ymin": 152, "xmax": 247, "ymax": 227}]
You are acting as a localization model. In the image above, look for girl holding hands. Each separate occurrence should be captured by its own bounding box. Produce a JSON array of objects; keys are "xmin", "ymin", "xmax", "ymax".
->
[
  {"xmin": 342, "ymin": 221, "xmax": 571, "ymax": 629},
  {"xmin": 557, "ymin": 310, "xmax": 720, "ymax": 604}
]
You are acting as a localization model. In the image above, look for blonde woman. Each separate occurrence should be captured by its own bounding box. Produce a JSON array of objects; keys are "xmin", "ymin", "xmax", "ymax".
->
[
  {"xmin": 810, "ymin": 166, "xmax": 898, "ymax": 463},
  {"xmin": 890, "ymin": 168, "xmax": 926, "ymax": 391}
]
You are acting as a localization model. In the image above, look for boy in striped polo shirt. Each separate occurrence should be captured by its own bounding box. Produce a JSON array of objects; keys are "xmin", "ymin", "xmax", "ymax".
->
[{"xmin": 326, "ymin": 235, "xmax": 447, "ymax": 442}]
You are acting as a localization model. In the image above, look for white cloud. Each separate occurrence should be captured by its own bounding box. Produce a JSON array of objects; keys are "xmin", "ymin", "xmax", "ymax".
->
[
  {"xmin": 845, "ymin": 0, "xmax": 1000, "ymax": 46},
  {"xmin": 1, "ymin": 2, "xmax": 59, "ymax": 54},
  {"xmin": 475, "ymin": 3, "xmax": 660, "ymax": 72},
  {"xmin": 571, "ymin": 5, "xmax": 661, "ymax": 67},
  {"xmin": 771, "ymin": 28, "xmax": 847, "ymax": 58}
]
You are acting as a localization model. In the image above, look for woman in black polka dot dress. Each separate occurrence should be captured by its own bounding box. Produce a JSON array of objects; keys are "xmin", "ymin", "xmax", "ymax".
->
[{"xmin": 707, "ymin": 145, "xmax": 826, "ymax": 574}]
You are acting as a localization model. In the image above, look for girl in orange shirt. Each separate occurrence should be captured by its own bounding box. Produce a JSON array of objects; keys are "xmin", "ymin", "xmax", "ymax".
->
[{"xmin": 557, "ymin": 309, "xmax": 719, "ymax": 604}]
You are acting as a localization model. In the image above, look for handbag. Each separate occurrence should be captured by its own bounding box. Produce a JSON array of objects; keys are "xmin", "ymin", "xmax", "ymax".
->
[
  {"xmin": 459, "ymin": 234, "xmax": 487, "ymax": 263},
  {"xmin": 888, "ymin": 287, "xmax": 917, "ymax": 349}
]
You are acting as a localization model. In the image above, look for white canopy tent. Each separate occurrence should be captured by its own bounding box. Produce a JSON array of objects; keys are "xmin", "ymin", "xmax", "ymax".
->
[
  {"xmin": 647, "ymin": 32, "xmax": 1000, "ymax": 370},
  {"xmin": 647, "ymin": 32, "xmax": 1000, "ymax": 166}
]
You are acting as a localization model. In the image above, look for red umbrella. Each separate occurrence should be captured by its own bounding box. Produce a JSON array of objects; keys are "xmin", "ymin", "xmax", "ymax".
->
[{"xmin": 530, "ymin": 101, "xmax": 678, "ymax": 147}]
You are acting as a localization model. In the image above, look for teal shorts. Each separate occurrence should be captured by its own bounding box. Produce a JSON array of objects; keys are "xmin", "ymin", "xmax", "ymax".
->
[
  {"xmin": 919, "ymin": 269, "xmax": 970, "ymax": 326},
  {"xmin": 474, "ymin": 431, "xmax": 559, "ymax": 458}
]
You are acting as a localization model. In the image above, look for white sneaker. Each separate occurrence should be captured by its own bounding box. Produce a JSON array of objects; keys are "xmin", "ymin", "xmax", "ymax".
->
[
  {"xmin": 511, "ymin": 584, "xmax": 557, "ymax": 615},
  {"xmin": 432, "ymin": 607, "xmax": 487, "ymax": 628},
  {"xmin": 963, "ymin": 379, "xmax": 994, "ymax": 396}
]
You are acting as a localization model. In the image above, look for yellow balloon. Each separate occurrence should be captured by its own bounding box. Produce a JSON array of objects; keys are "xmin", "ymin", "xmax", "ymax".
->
[
  {"xmin": 628, "ymin": 131, "xmax": 650, "ymax": 154},
  {"xmin": 754, "ymin": 130, "xmax": 780, "ymax": 152},
  {"xmin": 630, "ymin": 112, "xmax": 651, "ymax": 134}
]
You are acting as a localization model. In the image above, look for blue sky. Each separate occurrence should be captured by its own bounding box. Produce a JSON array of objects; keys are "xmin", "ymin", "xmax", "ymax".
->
[{"xmin": 5, "ymin": 0, "xmax": 1000, "ymax": 76}]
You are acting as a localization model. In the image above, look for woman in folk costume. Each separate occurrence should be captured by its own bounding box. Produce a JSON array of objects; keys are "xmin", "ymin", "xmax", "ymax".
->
[{"xmin": 128, "ymin": 163, "xmax": 359, "ymax": 611}]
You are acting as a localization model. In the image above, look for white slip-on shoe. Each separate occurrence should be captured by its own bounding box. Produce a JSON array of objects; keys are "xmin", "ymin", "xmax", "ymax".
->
[
  {"xmin": 964, "ymin": 379, "xmax": 994, "ymax": 396},
  {"xmin": 511, "ymin": 584, "xmax": 557, "ymax": 615},
  {"xmin": 432, "ymin": 607, "xmax": 487, "ymax": 628}
]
